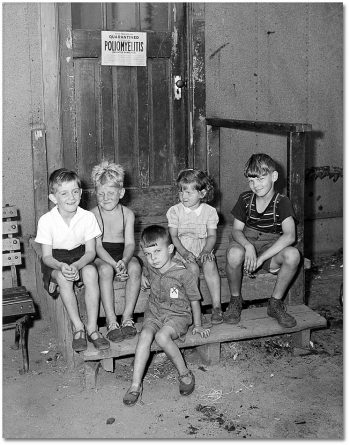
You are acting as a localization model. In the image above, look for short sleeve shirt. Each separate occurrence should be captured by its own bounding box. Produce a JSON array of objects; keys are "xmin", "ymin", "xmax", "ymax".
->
[
  {"xmin": 231, "ymin": 191, "xmax": 297, "ymax": 234},
  {"xmin": 35, "ymin": 206, "xmax": 102, "ymax": 250},
  {"xmin": 166, "ymin": 202, "xmax": 219, "ymax": 257},
  {"xmin": 145, "ymin": 260, "xmax": 201, "ymax": 319}
]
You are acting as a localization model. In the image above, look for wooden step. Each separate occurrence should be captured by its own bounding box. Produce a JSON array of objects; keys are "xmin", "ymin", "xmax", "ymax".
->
[
  {"xmin": 99, "ymin": 271, "xmax": 277, "ymax": 317},
  {"xmin": 85, "ymin": 304, "xmax": 326, "ymax": 362}
]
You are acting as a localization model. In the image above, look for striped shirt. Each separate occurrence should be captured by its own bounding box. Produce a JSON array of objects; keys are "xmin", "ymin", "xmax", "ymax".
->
[{"xmin": 231, "ymin": 191, "xmax": 297, "ymax": 234}]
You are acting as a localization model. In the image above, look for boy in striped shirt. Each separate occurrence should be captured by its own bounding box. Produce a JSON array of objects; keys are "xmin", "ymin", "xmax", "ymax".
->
[{"xmin": 224, "ymin": 153, "xmax": 300, "ymax": 327}]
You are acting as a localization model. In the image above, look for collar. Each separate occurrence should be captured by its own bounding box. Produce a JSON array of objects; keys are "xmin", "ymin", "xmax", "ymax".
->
[{"xmin": 182, "ymin": 202, "xmax": 203, "ymax": 216}]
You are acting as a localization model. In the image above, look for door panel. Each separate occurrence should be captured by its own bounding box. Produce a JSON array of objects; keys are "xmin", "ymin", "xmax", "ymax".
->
[{"xmin": 60, "ymin": 3, "xmax": 188, "ymax": 224}]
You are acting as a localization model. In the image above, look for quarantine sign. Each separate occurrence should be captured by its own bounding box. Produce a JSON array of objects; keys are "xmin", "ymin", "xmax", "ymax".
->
[{"xmin": 101, "ymin": 31, "xmax": 147, "ymax": 66}]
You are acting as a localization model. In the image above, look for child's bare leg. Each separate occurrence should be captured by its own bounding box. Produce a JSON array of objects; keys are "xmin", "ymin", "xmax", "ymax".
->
[
  {"xmin": 53, "ymin": 271, "xmax": 84, "ymax": 331},
  {"xmin": 186, "ymin": 261, "xmax": 200, "ymax": 281},
  {"xmin": 129, "ymin": 327, "xmax": 155, "ymax": 390},
  {"xmin": 155, "ymin": 326, "xmax": 189, "ymax": 379},
  {"xmin": 95, "ymin": 259, "xmax": 117, "ymax": 326},
  {"xmin": 226, "ymin": 244, "xmax": 245, "ymax": 296},
  {"xmin": 123, "ymin": 257, "xmax": 141, "ymax": 322},
  {"xmin": 267, "ymin": 247, "xmax": 300, "ymax": 328},
  {"xmin": 202, "ymin": 261, "xmax": 221, "ymax": 309},
  {"xmin": 81, "ymin": 264, "xmax": 100, "ymax": 335},
  {"xmin": 269, "ymin": 247, "xmax": 300, "ymax": 299},
  {"xmin": 224, "ymin": 245, "xmax": 245, "ymax": 324}
]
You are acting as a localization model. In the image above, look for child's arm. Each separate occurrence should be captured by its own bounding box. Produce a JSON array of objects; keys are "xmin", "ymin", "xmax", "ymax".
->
[
  {"xmin": 190, "ymin": 300, "xmax": 210, "ymax": 337},
  {"xmin": 255, "ymin": 216, "xmax": 296, "ymax": 269},
  {"xmin": 71, "ymin": 238, "xmax": 96, "ymax": 272},
  {"xmin": 168, "ymin": 227, "xmax": 197, "ymax": 263},
  {"xmin": 116, "ymin": 208, "xmax": 136, "ymax": 275},
  {"xmin": 42, "ymin": 244, "xmax": 77, "ymax": 281},
  {"xmin": 232, "ymin": 218, "xmax": 257, "ymax": 273},
  {"xmin": 199, "ymin": 228, "xmax": 217, "ymax": 263}
]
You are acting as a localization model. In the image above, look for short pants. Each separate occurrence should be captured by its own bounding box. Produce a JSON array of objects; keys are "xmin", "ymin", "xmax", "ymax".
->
[
  {"xmin": 143, "ymin": 302, "xmax": 192, "ymax": 342},
  {"xmin": 228, "ymin": 227, "xmax": 280, "ymax": 273},
  {"xmin": 41, "ymin": 245, "xmax": 86, "ymax": 295},
  {"xmin": 102, "ymin": 242, "xmax": 124, "ymax": 262}
]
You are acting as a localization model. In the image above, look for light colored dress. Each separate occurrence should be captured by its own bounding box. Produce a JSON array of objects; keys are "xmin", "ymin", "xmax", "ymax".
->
[{"xmin": 166, "ymin": 202, "xmax": 219, "ymax": 259}]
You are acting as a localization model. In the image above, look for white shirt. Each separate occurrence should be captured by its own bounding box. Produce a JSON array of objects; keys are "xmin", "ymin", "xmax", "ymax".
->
[{"xmin": 35, "ymin": 206, "xmax": 101, "ymax": 250}]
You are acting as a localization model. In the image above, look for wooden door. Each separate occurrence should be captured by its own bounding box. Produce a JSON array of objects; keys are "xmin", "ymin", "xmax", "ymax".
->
[{"xmin": 59, "ymin": 3, "xmax": 188, "ymax": 225}]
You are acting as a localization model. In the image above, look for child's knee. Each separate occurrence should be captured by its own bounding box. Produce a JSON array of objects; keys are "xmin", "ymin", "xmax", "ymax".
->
[
  {"xmin": 81, "ymin": 264, "xmax": 98, "ymax": 283},
  {"xmin": 97, "ymin": 262, "xmax": 114, "ymax": 279},
  {"xmin": 187, "ymin": 262, "xmax": 199, "ymax": 278},
  {"xmin": 155, "ymin": 330, "xmax": 170, "ymax": 347},
  {"xmin": 282, "ymin": 247, "xmax": 300, "ymax": 267},
  {"xmin": 226, "ymin": 245, "xmax": 245, "ymax": 267},
  {"xmin": 128, "ymin": 258, "xmax": 141, "ymax": 277}
]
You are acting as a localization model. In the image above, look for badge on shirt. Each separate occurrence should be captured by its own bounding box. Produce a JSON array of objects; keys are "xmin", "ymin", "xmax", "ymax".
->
[{"xmin": 170, "ymin": 287, "xmax": 179, "ymax": 299}]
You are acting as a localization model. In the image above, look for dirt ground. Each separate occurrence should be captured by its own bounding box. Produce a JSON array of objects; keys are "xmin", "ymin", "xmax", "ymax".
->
[{"xmin": 2, "ymin": 252, "xmax": 343, "ymax": 440}]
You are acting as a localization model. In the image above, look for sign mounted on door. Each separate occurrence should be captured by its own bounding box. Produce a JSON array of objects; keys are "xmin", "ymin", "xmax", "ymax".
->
[{"xmin": 101, "ymin": 31, "xmax": 147, "ymax": 66}]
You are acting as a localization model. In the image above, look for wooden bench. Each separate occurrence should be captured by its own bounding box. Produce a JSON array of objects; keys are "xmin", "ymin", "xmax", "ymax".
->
[
  {"xmin": 3, "ymin": 205, "xmax": 36, "ymax": 374},
  {"xmin": 78, "ymin": 224, "xmax": 326, "ymax": 388}
]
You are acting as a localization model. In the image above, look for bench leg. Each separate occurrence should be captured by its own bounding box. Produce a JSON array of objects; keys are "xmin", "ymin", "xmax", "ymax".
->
[
  {"xmin": 292, "ymin": 329, "xmax": 310, "ymax": 348},
  {"xmin": 101, "ymin": 358, "xmax": 114, "ymax": 372},
  {"xmin": 196, "ymin": 342, "xmax": 221, "ymax": 365},
  {"xmin": 83, "ymin": 361, "xmax": 101, "ymax": 389},
  {"xmin": 14, "ymin": 315, "xmax": 30, "ymax": 374}
]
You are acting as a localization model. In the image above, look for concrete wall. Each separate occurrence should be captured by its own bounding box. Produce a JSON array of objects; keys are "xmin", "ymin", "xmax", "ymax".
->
[
  {"xmin": 205, "ymin": 2, "xmax": 343, "ymax": 256},
  {"xmin": 3, "ymin": 3, "xmax": 44, "ymax": 292}
]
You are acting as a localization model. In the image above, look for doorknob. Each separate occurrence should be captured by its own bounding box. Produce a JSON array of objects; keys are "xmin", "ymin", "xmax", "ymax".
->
[{"xmin": 174, "ymin": 76, "xmax": 186, "ymax": 100}]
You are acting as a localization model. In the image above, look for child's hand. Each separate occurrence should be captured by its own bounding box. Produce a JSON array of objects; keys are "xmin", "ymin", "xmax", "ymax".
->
[
  {"xmin": 183, "ymin": 251, "xmax": 197, "ymax": 263},
  {"xmin": 115, "ymin": 260, "xmax": 129, "ymax": 281},
  {"xmin": 244, "ymin": 244, "xmax": 257, "ymax": 273},
  {"xmin": 192, "ymin": 325, "xmax": 211, "ymax": 338},
  {"xmin": 61, "ymin": 263, "xmax": 78, "ymax": 281},
  {"xmin": 141, "ymin": 274, "xmax": 150, "ymax": 290},
  {"xmin": 199, "ymin": 250, "xmax": 215, "ymax": 263}
]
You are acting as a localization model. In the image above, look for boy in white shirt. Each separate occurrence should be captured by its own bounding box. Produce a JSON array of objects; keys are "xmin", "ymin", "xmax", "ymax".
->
[{"xmin": 35, "ymin": 168, "xmax": 109, "ymax": 352}]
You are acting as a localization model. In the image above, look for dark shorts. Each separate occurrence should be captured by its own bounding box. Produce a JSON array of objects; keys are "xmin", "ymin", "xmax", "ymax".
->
[
  {"xmin": 41, "ymin": 245, "xmax": 85, "ymax": 294},
  {"xmin": 229, "ymin": 227, "xmax": 280, "ymax": 272},
  {"xmin": 102, "ymin": 242, "xmax": 124, "ymax": 262},
  {"xmin": 143, "ymin": 303, "xmax": 192, "ymax": 342}
]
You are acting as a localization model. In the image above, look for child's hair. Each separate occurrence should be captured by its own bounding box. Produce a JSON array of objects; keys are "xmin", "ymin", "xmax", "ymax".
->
[
  {"xmin": 91, "ymin": 161, "xmax": 125, "ymax": 188},
  {"xmin": 140, "ymin": 225, "xmax": 172, "ymax": 248},
  {"xmin": 244, "ymin": 153, "xmax": 277, "ymax": 178},
  {"xmin": 49, "ymin": 168, "xmax": 81, "ymax": 194},
  {"xmin": 176, "ymin": 168, "xmax": 214, "ymax": 202}
]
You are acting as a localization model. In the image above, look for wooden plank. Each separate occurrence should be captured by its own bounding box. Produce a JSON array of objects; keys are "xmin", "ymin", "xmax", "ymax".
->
[
  {"xmin": 207, "ymin": 125, "xmax": 221, "ymax": 210},
  {"xmin": 190, "ymin": 3, "xmax": 206, "ymax": 170},
  {"xmin": 2, "ymin": 221, "xmax": 18, "ymax": 235},
  {"xmin": 3, "ymin": 238, "xmax": 20, "ymax": 251},
  {"xmin": 287, "ymin": 131, "xmax": 307, "ymax": 305},
  {"xmin": 149, "ymin": 59, "xmax": 171, "ymax": 185},
  {"xmin": 73, "ymin": 30, "xmax": 172, "ymax": 58},
  {"xmin": 31, "ymin": 127, "xmax": 49, "ymax": 224},
  {"xmin": 100, "ymin": 65, "xmax": 114, "ymax": 167},
  {"xmin": 3, "ymin": 252, "xmax": 22, "ymax": 267},
  {"xmin": 137, "ymin": 66, "xmax": 150, "ymax": 188},
  {"xmin": 2, "ymin": 207, "xmax": 17, "ymax": 218},
  {"xmin": 40, "ymin": 3, "xmax": 63, "ymax": 174},
  {"xmin": 58, "ymin": 4, "xmax": 77, "ymax": 171},
  {"xmin": 74, "ymin": 59, "xmax": 99, "ymax": 182},
  {"xmin": 206, "ymin": 118, "xmax": 312, "ymax": 134},
  {"xmin": 115, "ymin": 66, "xmax": 138, "ymax": 183},
  {"xmin": 171, "ymin": 3, "xmax": 187, "ymax": 175},
  {"xmin": 83, "ymin": 304, "xmax": 326, "ymax": 361}
]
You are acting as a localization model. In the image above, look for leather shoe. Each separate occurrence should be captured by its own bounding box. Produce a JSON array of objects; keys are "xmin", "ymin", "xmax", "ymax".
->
[{"xmin": 87, "ymin": 330, "xmax": 110, "ymax": 350}]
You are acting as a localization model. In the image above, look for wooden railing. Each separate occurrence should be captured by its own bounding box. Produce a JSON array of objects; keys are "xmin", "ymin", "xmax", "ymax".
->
[{"xmin": 205, "ymin": 118, "xmax": 312, "ymax": 305}]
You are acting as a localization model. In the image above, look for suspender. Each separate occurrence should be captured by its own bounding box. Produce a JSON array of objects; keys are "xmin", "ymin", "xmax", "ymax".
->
[{"xmin": 247, "ymin": 192, "xmax": 282, "ymax": 233}]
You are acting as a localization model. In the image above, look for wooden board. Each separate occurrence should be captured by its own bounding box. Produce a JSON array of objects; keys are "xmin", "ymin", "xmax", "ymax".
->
[{"xmin": 84, "ymin": 304, "xmax": 326, "ymax": 361}]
